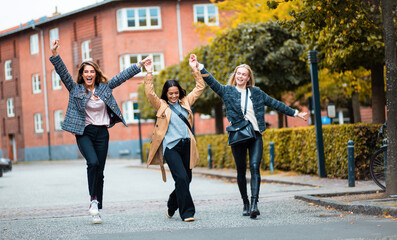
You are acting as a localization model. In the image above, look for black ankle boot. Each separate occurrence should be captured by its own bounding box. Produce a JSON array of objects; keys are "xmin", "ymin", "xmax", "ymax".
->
[
  {"xmin": 250, "ymin": 197, "xmax": 260, "ymax": 219},
  {"xmin": 242, "ymin": 201, "xmax": 250, "ymax": 216}
]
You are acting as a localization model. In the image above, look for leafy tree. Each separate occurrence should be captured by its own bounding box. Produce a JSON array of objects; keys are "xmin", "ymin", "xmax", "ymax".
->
[{"xmin": 275, "ymin": 0, "xmax": 387, "ymax": 123}]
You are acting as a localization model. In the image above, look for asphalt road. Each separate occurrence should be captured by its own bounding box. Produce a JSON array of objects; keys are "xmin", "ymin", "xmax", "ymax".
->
[{"xmin": 0, "ymin": 160, "xmax": 396, "ymax": 240}]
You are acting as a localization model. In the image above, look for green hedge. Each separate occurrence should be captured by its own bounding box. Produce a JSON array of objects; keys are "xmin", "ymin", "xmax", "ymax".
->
[{"xmin": 142, "ymin": 123, "xmax": 381, "ymax": 179}]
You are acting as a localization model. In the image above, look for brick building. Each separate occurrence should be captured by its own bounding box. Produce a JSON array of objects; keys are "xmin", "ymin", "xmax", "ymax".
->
[{"xmin": 0, "ymin": 0, "xmax": 232, "ymax": 161}]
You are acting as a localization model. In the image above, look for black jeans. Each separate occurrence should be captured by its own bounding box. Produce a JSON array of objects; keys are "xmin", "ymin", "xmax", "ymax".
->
[
  {"xmin": 231, "ymin": 131, "xmax": 263, "ymax": 201},
  {"xmin": 164, "ymin": 138, "xmax": 195, "ymax": 220},
  {"xmin": 76, "ymin": 125, "xmax": 109, "ymax": 209}
]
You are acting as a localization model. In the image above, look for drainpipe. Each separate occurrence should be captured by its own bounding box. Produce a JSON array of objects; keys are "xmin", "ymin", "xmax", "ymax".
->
[
  {"xmin": 176, "ymin": 0, "xmax": 184, "ymax": 61},
  {"xmin": 33, "ymin": 24, "xmax": 52, "ymax": 160}
]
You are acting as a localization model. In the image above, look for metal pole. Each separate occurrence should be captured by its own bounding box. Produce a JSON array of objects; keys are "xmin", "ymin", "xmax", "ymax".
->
[
  {"xmin": 348, "ymin": 140, "xmax": 355, "ymax": 187},
  {"xmin": 137, "ymin": 112, "xmax": 143, "ymax": 164},
  {"xmin": 207, "ymin": 144, "xmax": 212, "ymax": 169},
  {"xmin": 269, "ymin": 142, "xmax": 274, "ymax": 173},
  {"xmin": 39, "ymin": 28, "xmax": 52, "ymax": 160},
  {"xmin": 308, "ymin": 50, "xmax": 326, "ymax": 177}
]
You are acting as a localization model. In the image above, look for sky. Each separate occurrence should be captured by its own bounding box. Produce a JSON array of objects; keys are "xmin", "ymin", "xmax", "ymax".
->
[{"xmin": 0, "ymin": 0, "xmax": 103, "ymax": 32}]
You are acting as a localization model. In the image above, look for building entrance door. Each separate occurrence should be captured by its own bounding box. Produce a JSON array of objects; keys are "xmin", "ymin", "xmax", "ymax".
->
[{"xmin": 8, "ymin": 134, "xmax": 16, "ymax": 161}]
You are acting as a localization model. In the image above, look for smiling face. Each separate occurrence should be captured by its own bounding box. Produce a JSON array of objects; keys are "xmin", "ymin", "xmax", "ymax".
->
[
  {"xmin": 167, "ymin": 86, "xmax": 180, "ymax": 104},
  {"xmin": 82, "ymin": 65, "xmax": 96, "ymax": 90},
  {"xmin": 235, "ymin": 67, "xmax": 250, "ymax": 89}
]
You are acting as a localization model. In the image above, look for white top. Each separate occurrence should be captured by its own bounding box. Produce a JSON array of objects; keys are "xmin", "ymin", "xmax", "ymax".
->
[
  {"xmin": 236, "ymin": 87, "xmax": 260, "ymax": 132},
  {"xmin": 85, "ymin": 89, "xmax": 110, "ymax": 127}
]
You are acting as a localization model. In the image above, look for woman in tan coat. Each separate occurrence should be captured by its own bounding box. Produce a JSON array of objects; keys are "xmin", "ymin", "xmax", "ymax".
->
[{"xmin": 143, "ymin": 54, "xmax": 204, "ymax": 222}]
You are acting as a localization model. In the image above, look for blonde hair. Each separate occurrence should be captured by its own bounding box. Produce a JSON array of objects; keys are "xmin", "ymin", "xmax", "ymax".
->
[{"xmin": 227, "ymin": 64, "xmax": 255, "ymax": 87}]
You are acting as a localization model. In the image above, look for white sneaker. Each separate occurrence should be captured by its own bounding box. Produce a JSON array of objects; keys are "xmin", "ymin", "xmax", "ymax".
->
[
  {"xmin": 89, "ymin": 200, "xmax": 99, "ymax": 216},
  {"xmin": 92, "ymin": 214, "xmax": 103, "ymax": 224}
]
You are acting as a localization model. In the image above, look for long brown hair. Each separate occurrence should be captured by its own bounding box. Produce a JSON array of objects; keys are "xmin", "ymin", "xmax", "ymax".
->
[
  {"xmin": 227, "ymin": 64, "xmax": 255, "ymax": 87},
  {"xmin": 76, "ymin": 61, "xmax": 108, "ymax": 87}
]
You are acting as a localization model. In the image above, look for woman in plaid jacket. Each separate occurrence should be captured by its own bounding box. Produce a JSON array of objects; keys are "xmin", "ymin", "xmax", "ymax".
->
[{"xmin": 49, "ymin": 40, "xmax": 149, "ymax": 224}]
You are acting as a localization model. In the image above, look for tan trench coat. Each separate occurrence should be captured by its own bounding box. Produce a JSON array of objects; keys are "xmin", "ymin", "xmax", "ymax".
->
[{"xmin": 144, "ymin": 70, "xmax": 205, "ymax": 182}]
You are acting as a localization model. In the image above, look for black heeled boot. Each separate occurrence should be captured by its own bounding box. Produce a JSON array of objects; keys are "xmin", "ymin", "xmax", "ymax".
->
[
  {"xmin": 242, "ymin": 199, "xmax": 250, "ymax": 216},
  {"xmin": 250, "ymin": 197, "xmax": 260, "ymax": 219}
]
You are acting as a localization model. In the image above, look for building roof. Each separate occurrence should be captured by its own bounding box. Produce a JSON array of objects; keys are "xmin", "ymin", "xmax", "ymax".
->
[{"xmin": 0, "ymin": 0, "xmax": 118, "ymax": 38}]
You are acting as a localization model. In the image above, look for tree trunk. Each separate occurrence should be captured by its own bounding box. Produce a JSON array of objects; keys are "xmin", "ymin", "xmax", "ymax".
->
[
  {"xmin": 370, "ymin": 63, "xmax": 386, "ymax": 124},
  {"xmin": 277, "ymin": 112, "xmax": 284, "ymax": 128},
  {"xmin": 352, "ymin": 92, "xmax": 361, "ymax": 123},
  {"xmin": 382, "ymin": 0, "xmax": 397, "ymax": 195},
  {"xmin": 214, "ymin": 102, "xmax": 224, "ymax": 134}
]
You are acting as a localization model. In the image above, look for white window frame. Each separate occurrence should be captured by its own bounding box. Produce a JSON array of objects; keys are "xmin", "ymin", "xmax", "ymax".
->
[
  {"xmin": 49, "ymin": 28, "xmax": 59, "ymax": 47},
  {"xmin": 54, "ymin": 110, "xmax": 63, "ymax": 131},
  {"xmin": 119, "ymin": 53, "xmax": 164, "ymax": 76},
  {"xmin": 32, "ymin": 73, "xmax": 41, "ymax": 94},
  {"xmin": 193, "ymin": 4, "xmax": 219, "ymax": 26},
  {"xmin": 52, "ymin": 70, "xmax": 62, "ymax": 90},
  {"xmin": 117, "ymin": 7, "xmax": 162, "ymax": 32},
  {"xmin": 6, "ymin": 98, "xmax": 15, "ymax": 118},
  {"xmin": 30, "ymin": 34, "xmax": 39, "ymax": 55},
  {"xmin": 5, "ymin": 60, "xmax": 12, "ymax": 80},
  {"xmin": 81, "ymin": 40, "xmax": 92, "ymax": 61},
  {"xmin": 34, "ymin": 113, "xmax": 44, "ymax": 133},
  {"xmin": 122, "ymin": 100, "xmax": 140, "ymax": 124}
]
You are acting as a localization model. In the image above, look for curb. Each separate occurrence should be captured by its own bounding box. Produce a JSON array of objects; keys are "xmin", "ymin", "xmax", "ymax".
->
[{"xmin": 295, "ymin": 191, "xmax": 397, "ymax": 217}]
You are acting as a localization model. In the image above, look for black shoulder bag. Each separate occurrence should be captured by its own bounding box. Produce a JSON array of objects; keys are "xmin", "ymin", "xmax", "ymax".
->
[
  {"xmin": 168, "ymin": 103, "xmax": 193, "ymax": 134},
  {"xmin": 225, "ymin": 88, "xmax": 256, "ymax": 146}
]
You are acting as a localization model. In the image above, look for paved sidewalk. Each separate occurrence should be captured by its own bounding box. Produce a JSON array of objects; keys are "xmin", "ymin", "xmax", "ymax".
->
[{"xmin": 137, "ymin": 160, "xmax": 397, "ymax": 217}]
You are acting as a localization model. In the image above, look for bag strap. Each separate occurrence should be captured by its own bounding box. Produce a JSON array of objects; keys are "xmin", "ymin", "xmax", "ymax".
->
[
  {"xmin": 243, "ymin": 88, "xmax": 249, "ymax": 115},
  {"xmin": 168, "ymin": 103, "xmax": 193, "ymax": 133}
]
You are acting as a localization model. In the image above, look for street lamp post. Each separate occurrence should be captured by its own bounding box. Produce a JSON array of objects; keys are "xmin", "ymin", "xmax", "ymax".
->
[{"xmin": 308, "ymin": 50, "xmax": 326, "ymax": 178}]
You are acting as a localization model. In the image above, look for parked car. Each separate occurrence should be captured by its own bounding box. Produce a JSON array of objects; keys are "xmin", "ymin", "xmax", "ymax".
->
[{"xmin": 0, "ymin": 158, "xmax": 12, "ymax": 177}]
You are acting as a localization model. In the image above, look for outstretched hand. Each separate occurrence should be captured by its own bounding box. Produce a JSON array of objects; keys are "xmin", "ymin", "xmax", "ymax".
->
[
  {"xmin": 189, "ymin": 54, "xmax": 198, "ymax": 70},
  {"xmin": 51, "ymin": 40, "xmax": 60, "ymax": 57},
  {"xmin": 296, "ymin": 111, "xmax": 308, "ymax": 121},
  {"xmin": 142, "ymin": 57, "xmax": 152, "ymax": 73}
]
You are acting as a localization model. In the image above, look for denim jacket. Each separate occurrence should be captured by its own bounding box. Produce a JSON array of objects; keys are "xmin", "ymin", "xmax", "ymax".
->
[
  {"xmin": 200, "ymin": 67, "xmax": 295, "ymax": 133},
  {"xmin": 49, "ymin": 55, "xmax": 141, "ymax": 135}
]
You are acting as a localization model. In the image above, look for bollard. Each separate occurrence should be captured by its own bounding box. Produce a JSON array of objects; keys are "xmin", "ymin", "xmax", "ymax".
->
[
  {"xmin": 207, "ymin": 144, "xmax": 212, "ymax": 169},
  {"xmin": 348, "ymin": 140, "xmax": 355, "ymax": 187},
  {"xmin": 269, "ymin": 142, "xmax": 274, "ymax": 173}
]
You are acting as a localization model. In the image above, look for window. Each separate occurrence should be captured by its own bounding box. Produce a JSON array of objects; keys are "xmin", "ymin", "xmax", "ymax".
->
[
  {"xmin": 30, "ymin": 34, "xmax": 39, "ymax": 55},
  {"xmin": 81, "ymin": 40, "xmax": 92, "ymax": 61},
  {"xmin": 5, "ymin": 60, "xmax": 12, "ymax": 80},
  {"xmin": 32, "ymin": 74, "xmax": 41, "ymax": 94},
  {"xmin": 120, "ymin": 53, "xmax": 164, "ymax": 75},
  {"xmin": 52, "ymin": 70, "xmax": 61, "ymax": 90},
  {"xmin": 117, "ymin": 7, "xmax": 161, "ymax": 31},
  {"xmin": 6, "ymin": 98, "xmax": 15, "ymax": 117},
  {"xmin": 49, "ymin": 28, "xmax": 59, "ymax": 46},
  {"xmin": 54, "ymin": 110, "xmax": 63, "ymax": 131},
  {"xmin": 122, "ymin": 101, "xmax": 140, "ymax": 124},
  {"xmin": 34, "ymin": 113, "xmax": 44, "ymax": 133},
  {"xmin": 194, "ymin": 4, "xmax": 219, "ymax": 26}
]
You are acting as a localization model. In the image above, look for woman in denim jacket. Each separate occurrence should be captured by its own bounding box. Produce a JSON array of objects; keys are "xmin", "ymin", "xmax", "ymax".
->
[
  {"xmin": 49, "ymin": 40, "xmax": 149, "ymax": 224},
  {"xmin": 196, "ymin": 58, "xmax": 307, "ymax": 218}
]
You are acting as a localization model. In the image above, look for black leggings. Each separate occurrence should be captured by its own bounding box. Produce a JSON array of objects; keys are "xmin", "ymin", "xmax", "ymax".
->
[
  {"xmin": 231, "ymin": 131, "xmax": 263, "ymax": 201},
  {"xmin": 76, "ymin": 125, "xmax": 109, "ymax": 209}
]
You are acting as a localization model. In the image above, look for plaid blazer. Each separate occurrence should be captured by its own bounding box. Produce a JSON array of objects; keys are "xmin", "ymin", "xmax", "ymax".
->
[{"xmin": 49, "ymin": 55, "xmax": 141, "ymax": 135}]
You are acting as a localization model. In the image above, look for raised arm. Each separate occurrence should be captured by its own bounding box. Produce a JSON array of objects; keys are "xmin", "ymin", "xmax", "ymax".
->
[
  {"xmin": 49, "ymin": 40, "xmax": 76, "ymax": 92},
  {"xmin": 197, "ymin": 60, "xmax": 226, "ymax": 98},
  {"xmin": 107, "ymin": 57, "xmax": 150, "ymax": 89},
  {"xmin": 143, "ymin": 57, "xmax": 162, "ymax": 110},
  {"xmin": 185, "ymin": 54, "xmax": 205, "ymax": 105}
]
